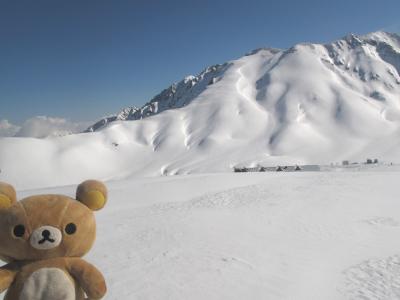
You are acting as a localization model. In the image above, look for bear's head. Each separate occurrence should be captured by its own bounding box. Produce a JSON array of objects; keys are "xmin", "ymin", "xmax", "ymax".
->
[{"xmin": 0, "ymin": 180, "xmax": 107, "ymax": 262}]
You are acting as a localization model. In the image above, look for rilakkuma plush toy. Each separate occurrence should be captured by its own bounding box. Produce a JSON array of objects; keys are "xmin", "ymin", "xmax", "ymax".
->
[{"xmin": 0, "ymin": 180, "xmax": 108, "ymax": 300}]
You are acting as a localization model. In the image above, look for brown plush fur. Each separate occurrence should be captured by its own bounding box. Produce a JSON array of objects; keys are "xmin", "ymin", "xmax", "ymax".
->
[{"xmin": 0, "ymin": 180, "xmax": 107, "ymax": 300}]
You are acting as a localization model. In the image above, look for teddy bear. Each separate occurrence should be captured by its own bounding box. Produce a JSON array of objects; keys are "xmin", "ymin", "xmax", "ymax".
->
[{"xmin": 0, "ymin": 180, "xmax": 108, "ymax": 300}]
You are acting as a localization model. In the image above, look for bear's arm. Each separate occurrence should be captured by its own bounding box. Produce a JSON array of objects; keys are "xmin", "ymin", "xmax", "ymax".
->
[
  {"xmin": 66, "ymin": 258, "xmax": 107, "ymax": 300},
  {"xmin": 0, "ymin": 264, "xmax": 17, "ymax": 293}
]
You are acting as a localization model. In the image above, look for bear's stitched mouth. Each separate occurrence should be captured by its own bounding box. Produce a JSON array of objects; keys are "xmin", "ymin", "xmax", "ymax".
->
[
  {"xmin": 38, "ymin": 229, "xmax": 55, "ymax": 244},
  {"xmin": 38, "ymin": 236, "xmax": 55, "ymax": 244}
]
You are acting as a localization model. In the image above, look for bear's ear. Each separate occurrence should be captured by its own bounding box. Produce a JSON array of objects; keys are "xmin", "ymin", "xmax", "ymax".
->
[
  {"xmin": 0, "ymin": 182, "xmax": 17, "ymax": 209},
  {"xmin": 76, "ymin": 180, "xmax": 107, "ymax": 211}
]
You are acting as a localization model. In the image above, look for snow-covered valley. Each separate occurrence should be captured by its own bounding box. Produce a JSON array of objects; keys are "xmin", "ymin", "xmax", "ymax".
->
[
  {"xmin": 1, "ymin": 30, "xmax": 400, "ymax": 299},
  {"xmin": 1, "ymin": 32, "xmax": 400, "ymax": 189},
  {"xmin": 2, "ymin": 171, "xmax": 400, "ymax": 299}
]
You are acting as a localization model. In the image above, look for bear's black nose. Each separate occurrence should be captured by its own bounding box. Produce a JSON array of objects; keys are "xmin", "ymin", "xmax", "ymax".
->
[{"xmin": 42, "ymin": 230, "xmax": 50, "ymax": 238}]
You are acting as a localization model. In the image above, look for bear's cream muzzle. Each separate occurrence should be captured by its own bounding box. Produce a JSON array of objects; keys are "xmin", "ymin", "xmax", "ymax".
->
[{"xmin": 30, "ymin": 225, "xmax": 62, "ymax": 250}]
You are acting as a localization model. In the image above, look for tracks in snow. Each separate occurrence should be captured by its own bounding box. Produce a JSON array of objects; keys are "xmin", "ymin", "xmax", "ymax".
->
[{"xmin": 342, "ymin": 255, "xmax": 400, "ymax": 299}]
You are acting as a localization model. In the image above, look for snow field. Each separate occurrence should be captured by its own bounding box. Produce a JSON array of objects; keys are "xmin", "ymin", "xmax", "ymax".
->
[{"xmin": 3, "ymin": 171, "xmax": 400, "ymax": 299}]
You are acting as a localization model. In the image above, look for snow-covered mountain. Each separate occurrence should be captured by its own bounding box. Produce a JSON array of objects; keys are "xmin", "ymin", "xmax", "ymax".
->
[
  {"xmin": 87, "ymin": 31, "xmax": 400, "ymax": 133},
  {"xmin": 85, "ymin": 63, "xmax": 229, "ymax": 132},
  {"xmin": 1, "ymin": 31, "xmax": 400, "ymax": 188}
]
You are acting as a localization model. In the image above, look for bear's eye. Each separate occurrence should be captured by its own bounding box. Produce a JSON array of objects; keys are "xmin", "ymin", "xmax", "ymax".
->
[
  {"xmin": 65, "ymin": 223, "xmax": 77, "ymax": 235},
  {"xmin": 13, "ymin": 224, "xmax": 25, "ymax": 237}
]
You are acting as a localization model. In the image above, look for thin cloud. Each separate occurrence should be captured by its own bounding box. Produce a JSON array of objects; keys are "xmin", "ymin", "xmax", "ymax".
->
[
  {"xmin": 0, "ymin": 116, "xmax": 90, "ymax": 138},
  {"xmin": 0, "ymin": 120, "xmax": 20, "ymax": 137}
]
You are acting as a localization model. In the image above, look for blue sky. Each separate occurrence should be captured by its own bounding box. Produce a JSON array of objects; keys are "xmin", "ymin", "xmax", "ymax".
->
[{"xmin": 1, "ymin": 0, "xmax": 399, "ymax": 123}]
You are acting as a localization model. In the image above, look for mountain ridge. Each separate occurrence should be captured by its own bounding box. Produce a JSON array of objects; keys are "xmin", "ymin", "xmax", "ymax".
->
[
  {"xmin": 85, "ymin": 63, "xmax": 230, "ymax": 132},
  {"xmin": 85, "ymin": 31, "xmax": 400, "ymax": 132}
]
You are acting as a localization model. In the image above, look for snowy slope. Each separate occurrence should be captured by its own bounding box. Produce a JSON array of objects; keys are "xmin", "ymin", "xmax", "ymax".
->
[
  {"xmin": 3, "ymin": 172, "xmax": 400, "ymax": 300},
  {"xmin": 1, "ymin": 32, "xmax": 400, "ymax": 188}
]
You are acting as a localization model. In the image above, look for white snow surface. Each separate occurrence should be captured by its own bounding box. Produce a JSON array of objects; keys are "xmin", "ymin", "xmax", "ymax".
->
[
  {"xmin": 2, "ymin": 172, "xmax": 400, "ymax": 299},
  {"xmin": 1, "ymin": 32, "xmax": 400, "ymax": 188}
]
